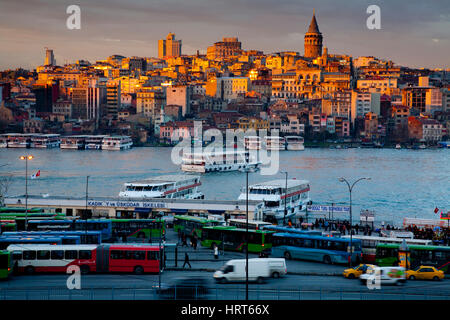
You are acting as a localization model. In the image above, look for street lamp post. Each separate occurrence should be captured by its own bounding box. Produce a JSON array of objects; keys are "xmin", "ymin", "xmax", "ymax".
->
[
  {"xmin": 19, "ymin": 155, "xmax": 33, "ymax": 231},
  {"xmin": 85, "ymin": 176, "xmax": 90, "ymax": 239},
  {"xmin": 280, "ymin": 171, "xmax": 288, "ymax": 226},
  {"xmin": 338, "ymin": 177, "xmax": 371, "ymax": 267},
  {"xmin": 157, "ymin": 211, "xmax": 164, "ymax": 293},
  {"xmin": 245, "ymin": 169, "xmax": 249, "ymax": 300}
]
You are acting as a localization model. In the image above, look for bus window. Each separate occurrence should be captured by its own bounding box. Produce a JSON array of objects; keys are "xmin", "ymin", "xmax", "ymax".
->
[
  {"xmin": 65, "ymin": 250, "xmax": 78, "ymax": 259},
  {"xmin": 134, "ymin": 251, "xmax": 145, "ymax": 260},
  {"xmin": 110, "ymin": 250, "xmax": 123, "ymax": 260},
  {"xmin": 23, "ymin": 251, "xmax": 36, "ymax": 260},
  {"xmin": 51, "ymin": 250, "xmax": 64, "ymax": 260},
  {"xmin": 37, "ymin": 250, "xmax": 50, "ymax": 260},
  {"xmin": 147, "ymin": 251, "xmax": 158, "ymax": 260},
  {"xmin": 12, "ymin": 251, "xmax": 22, "ymax": 260},
  {"xmin": 79, "ymin": 250, "xmax": 92, "ymax": 260}
]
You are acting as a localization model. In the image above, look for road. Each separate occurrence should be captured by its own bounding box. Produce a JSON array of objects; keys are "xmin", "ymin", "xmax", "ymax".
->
[{"xmin": 1, "ymin": 271, "xmax": 449, "ymax": 300}]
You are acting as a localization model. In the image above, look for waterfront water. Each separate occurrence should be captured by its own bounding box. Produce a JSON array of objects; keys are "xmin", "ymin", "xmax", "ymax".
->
[{"xmin": 0, "ymin": 147, "xmax": 448, "ymax": 225}]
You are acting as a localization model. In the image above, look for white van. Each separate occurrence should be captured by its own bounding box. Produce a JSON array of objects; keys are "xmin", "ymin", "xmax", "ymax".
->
[
  {"xmin": 213, "ymin": 258, "xmax": 287, "ymax": 284},
  {"xmin": 360, "ymin": 267, "xmax": 406, "ymax": 286}
]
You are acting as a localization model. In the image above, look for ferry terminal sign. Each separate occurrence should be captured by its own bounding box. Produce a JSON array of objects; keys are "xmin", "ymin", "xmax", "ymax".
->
[
  {"xmin": 306, "ymin": 205, "xmax": 350, "ymax": 213},
  {"xmin": 88, "ymin": 200, "xmax": 167, "ymax": 209}
]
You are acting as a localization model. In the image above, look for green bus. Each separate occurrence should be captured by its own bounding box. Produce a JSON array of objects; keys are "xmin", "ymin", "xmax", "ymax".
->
[
  {"xmin": 173, "ymin": 215, "xmax": 222, "ymax": 239},
  {"xmin": 0, "ymin": 250, "xmax": 13, "ymax": 280},
  {"xmin": 0, "ymin": 207, "xmax": 46, "ymax": 213},
  {"xmin": 0, "ymin": 213, "xmax": 68, "ymax": 231},
  {"xmin": 376, "ymin": 243, "xmax": 450, "ymax": 273},
  {"xmin": 201, "ymin": 226, "xmax": 275, "ymax": 253},
  {"xmin": 0, "ymin": 222, "xmax": 17, "ymax": 233},
  {"xmin": 111, "ymin": 219, "xmax": 165, "ymax": 242}
]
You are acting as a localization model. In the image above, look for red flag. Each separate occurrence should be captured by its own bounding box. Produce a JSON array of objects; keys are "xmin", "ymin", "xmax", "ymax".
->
[
  {"xmin": 31, "ymin": 170, "xmax": 40, "ymax": 179},
  {"xmin": 434, "ymin": 207, "xmax": 439, "ymax": 214}
]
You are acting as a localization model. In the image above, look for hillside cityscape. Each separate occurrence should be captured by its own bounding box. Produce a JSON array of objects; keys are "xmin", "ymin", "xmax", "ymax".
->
[{"xmin": 0, "ymin": 12, "xmax": 449, "ymax": 147}]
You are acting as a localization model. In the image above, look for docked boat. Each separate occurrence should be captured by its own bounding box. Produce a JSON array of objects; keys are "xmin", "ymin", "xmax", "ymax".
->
[
  {"xmin": 264, "ymin": 136, "xmax": 286, "ymax": 151},
  {"xmin": 31, "ymin": 134, "xmax": 60, "ymax": 148},
  {"xmin": 285, "ymin": 136, "xmax": 305, "ymax": 151},
  {"xmin": 395, "ymin": 144, "xmax": 401, "ymax": 149},
  {"xmin": 60, "ymin": 135, "xmax": 87, "ymax": 150},
  {"xmin": 5, "ymin": 133, "xmax": 32, "ymax": 148},
  {"xmin": 118, "ymin": 175, "xmax": 204, "ymax": 199},
  {"xmin": 238, "ymin": 178, "xmax": 311, "ymax": 223},
  {"xmin": 419, "ymin": 144, "xmax": 426, "ymax": 149},
  {"xmin": 181, "ymin": 149, "xmax": 260, "ymax": 173},
  {"xmin": 85, "ymin": 135, "xmax": 107, "ymax": 150},
  {"xmin": 0, "ymin": 134, "xmax": 8, "ymax": 148},
  {"xmin": 102, "ymin": 136, "xmax": 133, "ymax": 151},
  {"xmin": 244, "ymin": 136, "xmax": 262, "ymax": 150}
]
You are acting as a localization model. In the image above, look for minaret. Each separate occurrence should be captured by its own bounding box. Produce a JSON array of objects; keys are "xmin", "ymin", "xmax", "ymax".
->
[{"xmin": 304, "ymin": 9, "xmax": 323, "ymax": 59}]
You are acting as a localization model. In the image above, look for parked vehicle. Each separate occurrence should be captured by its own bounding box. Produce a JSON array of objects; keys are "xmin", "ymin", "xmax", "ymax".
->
[
  {"xmin": 406, "ymin": 266, "xmax": 444, "ymax": 281},
  {"xmin": 214, "ymin": 258, "xmax": 285, "ymax": 284},
  {"xmin": 360, "ymin": 266, "xmax": 406, "ymax": 286},
  {"xmin": 343, "ymin": 264, "xmax": 376, "ymax": 279}
]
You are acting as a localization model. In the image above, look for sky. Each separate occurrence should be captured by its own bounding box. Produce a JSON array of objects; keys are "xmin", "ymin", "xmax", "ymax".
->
[{"xmin": 0, "ymin": 0, "xmax": 449, "ymax": 70}]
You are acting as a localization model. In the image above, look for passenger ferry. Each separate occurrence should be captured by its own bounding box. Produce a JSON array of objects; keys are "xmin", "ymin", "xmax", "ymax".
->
[
  {"xmin": 60, "ymin": 135, "xmax": 87, "ymax": 150},
  {"xmin": 5, "ymin": 133, "xmax": 32, "ymax": 148},
  {"xmin": 285, "ymin": 136, "xmax": 305, "ymax": 151},
  {"xmin": 85, "ymin": 135, "xmax": 107, "ymax": 150},
  {"xmin": 119, "ymin": 175, "xmax": 204, "ymax": 199},
  {"xmin": 181, "ymin": 149, "xmax": 260, "ymax": 173},
  {"xmin": 264, "ymin": 136, "xmax": 286, "ymax": 151},
  {"xmin": 238, "ymin": 179, "xmax": 311, "ymax": 223},
  {"xmin": 244, "ymin": 136, "xmax": 262, "ymax": 150},
  {"xmin": 31, "ymin": 134, "xmax": 60, "ymax": 148},
  {"xmin": 102, "ymin": 136, "xmax": 133, "ymax": 151}
]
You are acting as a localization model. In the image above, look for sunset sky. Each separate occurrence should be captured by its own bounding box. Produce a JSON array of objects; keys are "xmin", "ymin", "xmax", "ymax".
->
[{"xmin": 0, "ymin": 0, "xmax": 449, "ymax": 70}]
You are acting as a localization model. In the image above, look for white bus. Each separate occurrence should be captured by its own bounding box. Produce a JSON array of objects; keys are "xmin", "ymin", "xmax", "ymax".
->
[{"xmin": 228, "ymin": 219, "xmax": 273, "ymax": 230}]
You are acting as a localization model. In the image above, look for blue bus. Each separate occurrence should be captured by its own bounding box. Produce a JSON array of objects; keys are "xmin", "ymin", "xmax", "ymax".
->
[
  {"xmin": 27, "ymin": 219, "xmax": 112, "ymax": 241},
  {"xmin": 2, "ymin": 231, "xmax": 101, "ymax": 245},
  {"xmin": 261, "ymin": 225, "xmax": 322, "ymax": 236},
  {"xmin": 0, "ymin": 236, "xmax": 64, "ymax": 249},
  {"xmin": 271, "ymin": 233, "xmax": 362, "ymax": 265}
]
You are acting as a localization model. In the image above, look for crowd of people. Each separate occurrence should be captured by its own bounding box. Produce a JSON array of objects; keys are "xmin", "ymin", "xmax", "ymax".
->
[{"xmin": 406, "ymin": 225, "xmax": 450, "ymax": 245}]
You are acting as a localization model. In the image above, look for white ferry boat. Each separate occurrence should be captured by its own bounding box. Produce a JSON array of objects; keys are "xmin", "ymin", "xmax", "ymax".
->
[
  {"xmin": 31, "ymin": 134, "xmax": 60, "ymax": 148},
  {"xmin": 85, "ymin": 135, "xmax": 107, "ymax": 150},
  {"xmin": 60, "ymin": 135, "xmax": 87, "ymax": 150},
  {"xmin": 264, "ymin": 136, "xmax": 286, "ymax": 151},
  {"xmin": 238, "ymin": 179, "xmax": 311, "ymax": 224},
  {"xmin": 244, "ymin": 136, "xmax": 262, "ymax": 150},
  {"xmin": 102, "ymin": 136, "xmax": 133, "ymax": 151},
  {"xmin": 285, "ymin": 136, "xmax": 305, "ymax": 151},
  {"xmin": 118, "ymin": 175, "xmax": 204, "ymax": 199},
  {"xmin": 5, "ymin": 133, "xmax": 32, "ymax": 148},
  {"xmin": 181, "ymin": 150, "xmax": 260, "ymax": 173}
]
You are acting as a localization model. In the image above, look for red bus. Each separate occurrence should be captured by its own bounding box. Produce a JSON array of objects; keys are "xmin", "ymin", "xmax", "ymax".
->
[{"xmin": 7, "ymin": 244, "xmax": 162, "ymax": 275}]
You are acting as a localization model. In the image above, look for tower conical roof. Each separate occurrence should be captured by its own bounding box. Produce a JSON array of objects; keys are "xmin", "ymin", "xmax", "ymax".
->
[{"xmin": 307, "ymin": 13, "xmax": 320, "ymax": 34}]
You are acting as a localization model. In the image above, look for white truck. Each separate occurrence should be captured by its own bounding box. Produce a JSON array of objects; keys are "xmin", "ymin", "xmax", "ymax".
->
[
  {"xmin": 360, "ymin": 266, "xmax": 406, "ymax": 287},
  {"xmin": 213, "ymin": 258, "xmax": 287, "ymax": 284}
]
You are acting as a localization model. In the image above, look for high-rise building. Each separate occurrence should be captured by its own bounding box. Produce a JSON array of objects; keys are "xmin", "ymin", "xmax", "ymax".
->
[
  {"xmin": 304, "ymin": 10, "xmax": 323, "ymax": 59},
  {"xmin": 158, "ymin": 33, "xmax": 182, "ymax": 59},
  {"xmin": 206, "ymin": 37, "xmax": 242, "ymax": 60},
  {"xmin": 106, "ymin": 80, "xmax": 121, "ymax": 119},
  {"xmin": 32, "ymin": 80, "xmax": 59, "ymax": 113},
  {"xmin": 45, "ymin": 48, "xmax": 55, "ymax": 66},
  {"xmin": 166, "ymin": 85, "xmax": 191, "ymax": 116}
]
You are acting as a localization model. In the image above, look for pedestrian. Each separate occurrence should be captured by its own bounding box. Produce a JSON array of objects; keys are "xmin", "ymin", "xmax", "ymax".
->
[
  {"xmin": 288, "ymin": 219, "xmax": 293, "ymax": 228},
  {"xmin": 183, "ymin": 252, "xmax": 191, "ymax": 268},
  {"xmin": 181, "ymin": 234, "xmax": 188, "ymax": 247},
  {"xmin": 192, "ymin": 235, "xmax": 198, "ymax": 250},
  {"xmin": 214, "ymin": 245, "xmax": 219, "ymax": 260}
]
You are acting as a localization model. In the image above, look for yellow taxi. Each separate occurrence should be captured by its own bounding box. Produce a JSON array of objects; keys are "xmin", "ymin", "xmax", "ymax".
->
[
  {"xmin": 406, "ymin": 266, "xmax": 444, "ymax": 281},
  {"xmin": 343, "ymin": 264, "xmax": 376, "ymax": 279}
]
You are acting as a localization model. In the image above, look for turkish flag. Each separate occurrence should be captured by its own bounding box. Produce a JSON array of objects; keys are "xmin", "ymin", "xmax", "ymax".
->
[{"xmin": 434, "ymin": 207, "xmax": 439, "ymax": 214}]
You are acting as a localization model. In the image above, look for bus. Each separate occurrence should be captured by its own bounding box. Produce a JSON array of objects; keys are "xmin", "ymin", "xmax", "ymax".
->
[
  {"xmin": 0, "ymin": 207, "xmax": 46, "ymax": 213},
  {"xmin": 111, "ymin": 219, "xmax": 165, "ymax": 242},
  {"xmin": 27, "ymin": 219, "xmax": 112, "ymax": 241},
  {"xmin": 0, "ymin": 250, "xmax": 13, "ymax": 280},
  {"xmin": 2, "ymin": 231, "xmax": 102, "ymax": 245},
  {"xmin": 342, "ymin": 235, "xmax": 432, "ymax": 263},
  {"xmin": 201, "ymin": 226, "xmax": 274, "ymax": 253},
  {"xmin": 8, "ymin": 244, "xmax": 163, "ymax": 275},
  {"xmin": 375, "ymin": 243, "xmax": 450, "ymax": 273},
  {"xmin": 228, "ymin": 219, "xmax": 273, "ymax": 230},
  {"xmin": 0, "ymin": 221, "xmax": 17, "ymax": 233},
  {"xmin": 261, "ymin": 225, "xmax": 322, "ymax": 236},
  {"xmin": 271, "ymin": 233, "xmax": 363, "ymax": 265},
  {"xmin": 0, "ymin": 236, "xmax": 63, "ymax": 249},
  {"xmin": 174, "ymin": 215, "xmax": 222, "ymax": 239}
]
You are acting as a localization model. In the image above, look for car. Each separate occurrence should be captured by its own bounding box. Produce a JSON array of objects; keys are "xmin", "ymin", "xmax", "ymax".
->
[
  {"xmin": 343, "ymin": 264, "xmax": 376, "ymax": 279},
  {"xmin": 360, "ymin": 267, "xmax": 406, "ymax": 286},
  {"xmin": 406, "ymin": 266, "xmax": 444, "ymax": 281},
  {"xmin": 157, "ymin": 276, "xmax": 210, "ymax": 300}
]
